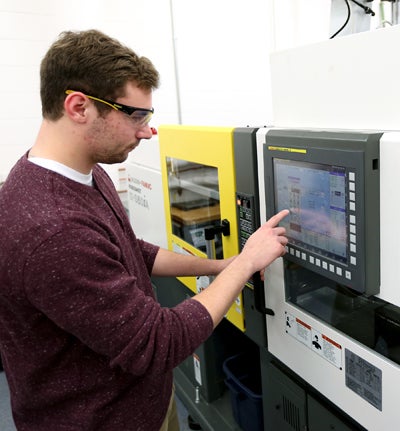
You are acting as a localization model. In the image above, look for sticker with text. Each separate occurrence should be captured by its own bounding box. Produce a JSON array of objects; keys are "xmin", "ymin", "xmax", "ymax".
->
[{"xmin": 285, "ymin": 312, "xmax": 342, "ymax": 369}]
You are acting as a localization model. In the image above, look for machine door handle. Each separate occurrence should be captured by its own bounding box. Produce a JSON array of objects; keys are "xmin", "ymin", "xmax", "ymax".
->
[
  {"xmin": 253, "ymin": 271, "xmax": 275, "ymax": 316},
  {"xmin": 204, "ymin": 219, "xmax": 230, "ymax": 260},
  {"xmin": 204, "ymin": 219, "xmax": 230, "ymax": 239}
]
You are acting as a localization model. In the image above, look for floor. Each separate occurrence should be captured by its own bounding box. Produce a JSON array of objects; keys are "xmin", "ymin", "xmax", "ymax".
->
[
  {"xmin": 0, "ymin": 372, "xmax": 15, "ymax": 431},
  {"xmin": 0, "ymin": 371, "xmax": 194, "ymax": 431}
]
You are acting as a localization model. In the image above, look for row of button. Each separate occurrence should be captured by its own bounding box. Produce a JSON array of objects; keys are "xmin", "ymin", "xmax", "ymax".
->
[
  {"xmin": 348, "ymin": 171, "xmax": 357, "ymax": 267},
  {"xmin": 287, "ymin": 246, "xmax": 352, "ymax": 281}
]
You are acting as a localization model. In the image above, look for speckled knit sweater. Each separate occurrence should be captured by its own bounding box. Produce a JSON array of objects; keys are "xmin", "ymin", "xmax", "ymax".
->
[{"xmin": 0, "ymin": 154, "xmax": 213, "ymax": 431}]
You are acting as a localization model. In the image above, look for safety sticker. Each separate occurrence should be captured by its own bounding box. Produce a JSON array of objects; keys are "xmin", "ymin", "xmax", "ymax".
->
[
  {"xmin": 172, "ymin": 241, "xmax": 192, "ymax": 256},
  {"xmin": 196, "ymin": 276, "xmax": 210, "ymax": 293},
  {"xmin": 285, "ymin": 311, "xmax": 342, "ymax": 369}
]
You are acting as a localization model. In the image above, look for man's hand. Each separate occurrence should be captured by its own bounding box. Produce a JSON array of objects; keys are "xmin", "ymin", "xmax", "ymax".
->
[{"xmin": 239, "ymin": 209, "xmax": 289, "ymax": 276}]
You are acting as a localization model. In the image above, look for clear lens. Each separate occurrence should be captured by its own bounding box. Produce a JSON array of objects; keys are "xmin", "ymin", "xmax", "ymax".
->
[{"xmin": 130, "ymin": 111, "xmax": 153, "ymax": 125}]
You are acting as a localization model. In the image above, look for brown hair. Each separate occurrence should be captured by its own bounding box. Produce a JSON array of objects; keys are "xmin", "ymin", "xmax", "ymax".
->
[{"xmin": 40, "ymin": 29, "xmax": 160, "ymax": 120}]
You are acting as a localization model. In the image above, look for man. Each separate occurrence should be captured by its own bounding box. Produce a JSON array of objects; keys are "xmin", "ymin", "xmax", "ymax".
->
[{"xmin": 0, "ymin": 29, "xmax": 288, "ymax": 430}]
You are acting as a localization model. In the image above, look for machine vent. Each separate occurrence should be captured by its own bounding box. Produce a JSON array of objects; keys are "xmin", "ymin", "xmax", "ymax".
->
[{"xmin": 282, "ymin": 395, "xmax": 301, "ymax": 431}]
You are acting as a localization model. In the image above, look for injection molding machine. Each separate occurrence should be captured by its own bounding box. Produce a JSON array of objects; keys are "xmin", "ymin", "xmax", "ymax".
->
[{"xmin": 256, "ymin": 127, "xmax": 400, "ymax": 430}]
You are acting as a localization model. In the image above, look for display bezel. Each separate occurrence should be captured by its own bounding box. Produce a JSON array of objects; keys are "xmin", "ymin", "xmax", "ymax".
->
[{"xmin": 263, "ymin": 129, "xmax": 381, "ymax": 296}]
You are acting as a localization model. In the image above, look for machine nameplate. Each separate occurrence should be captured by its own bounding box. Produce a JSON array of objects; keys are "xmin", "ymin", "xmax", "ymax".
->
[
  {"xmin": 267, "ymin": 145, "xmax": 307, "ymax": 154},
  {"xmin": 345, "ymin": 349, "xmax": 382, "ymax": 411},
  {"xmin": 285, "ymin": 311, "xmax": 342, "ymax": 369}
]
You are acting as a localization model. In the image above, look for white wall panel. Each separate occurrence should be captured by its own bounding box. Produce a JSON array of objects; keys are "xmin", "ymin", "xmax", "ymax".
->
[
  {"xmin": 171, "ymin": 0, "xmax": 275, "ymax": 127},
  {"xmin": 272, "ymin": 0, "xmax": 331, "ymax": 50}
]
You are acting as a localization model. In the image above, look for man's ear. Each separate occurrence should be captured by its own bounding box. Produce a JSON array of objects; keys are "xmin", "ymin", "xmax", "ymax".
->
[{"xmin": 64, "ymin": 91, "xmax": 90, "ymax": 123}]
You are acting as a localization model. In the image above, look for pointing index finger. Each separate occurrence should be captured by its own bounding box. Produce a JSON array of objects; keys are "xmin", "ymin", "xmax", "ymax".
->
[{"xmin": 265, "ymin": 209, "xmax": 290, "ymax": 227}]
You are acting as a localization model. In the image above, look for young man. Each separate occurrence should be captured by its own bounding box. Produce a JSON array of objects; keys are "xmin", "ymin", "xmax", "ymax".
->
[{"xmin": 0, "ymin": 29, "xmax": 288, "ymax": 430}]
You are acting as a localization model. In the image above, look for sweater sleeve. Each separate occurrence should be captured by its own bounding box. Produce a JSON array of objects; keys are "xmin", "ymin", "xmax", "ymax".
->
[
  {"xmin": 136, "ymin": 238, "xmax": 159, "ymax": 274},
  {"xmin": 23, "ymin": 225, "xmax": 213, "ymax": 377}
]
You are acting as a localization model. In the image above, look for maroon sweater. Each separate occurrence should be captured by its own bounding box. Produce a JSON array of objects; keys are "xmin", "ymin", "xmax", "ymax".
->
[{"xmin": 0, "ymin": 155, "xmax": 213, "ymax": 430}]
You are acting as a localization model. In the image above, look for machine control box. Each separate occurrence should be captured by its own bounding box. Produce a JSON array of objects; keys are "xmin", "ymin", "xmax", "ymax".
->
[
  {"xmin": 236, "ymin": 192, "xmax": 256, "ymax": 250},
  {"xmin": 236, "ymin": 192, "xmax": 256, "ymax": 290}
]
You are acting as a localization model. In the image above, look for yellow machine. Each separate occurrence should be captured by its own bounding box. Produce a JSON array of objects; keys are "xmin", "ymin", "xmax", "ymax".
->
[{"xmin": 158, "ymin": 125, "xmax": 244, "ymax": 331}]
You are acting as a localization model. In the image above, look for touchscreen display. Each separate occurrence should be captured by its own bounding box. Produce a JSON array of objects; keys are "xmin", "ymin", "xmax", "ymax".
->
[{"xmin": 274, "ymin": 158, "xmax": 348, "ymax": 264}]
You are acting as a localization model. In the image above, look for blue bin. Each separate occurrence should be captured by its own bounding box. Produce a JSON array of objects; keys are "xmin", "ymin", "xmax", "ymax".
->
[{"xmin": 223, "ymin": 353, "xmax": 264, "ymax": 431}]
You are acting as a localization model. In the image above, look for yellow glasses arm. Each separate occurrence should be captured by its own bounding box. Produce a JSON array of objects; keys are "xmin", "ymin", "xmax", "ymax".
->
[{"xmin": 65, "ymin": 90, "xmax": 118, "ymax": 111}]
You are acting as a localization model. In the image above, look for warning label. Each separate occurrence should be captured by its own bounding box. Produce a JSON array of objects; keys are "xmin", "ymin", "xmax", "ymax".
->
[{"xmin": 285, "ymin": 311, "xmax": 342, "ymax": 369}]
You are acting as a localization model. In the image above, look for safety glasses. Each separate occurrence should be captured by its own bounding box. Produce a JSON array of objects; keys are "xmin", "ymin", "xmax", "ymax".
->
[{"xmin": 65, "ymin": 90, "xmax": 154, "ymax": 125}]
